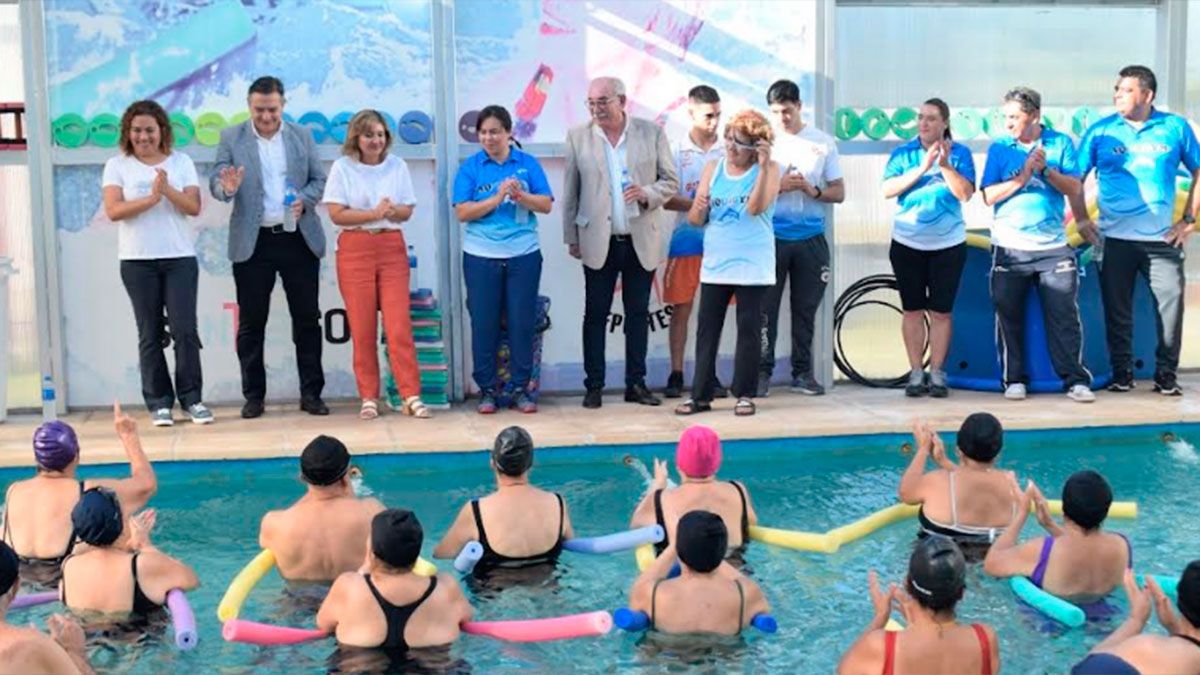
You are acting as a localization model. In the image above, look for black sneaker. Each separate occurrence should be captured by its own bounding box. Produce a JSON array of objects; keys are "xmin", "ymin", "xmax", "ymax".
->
[
  {"xmin": 1107, "ymin": 373, "xmax": 1135, "ymax": 393},
  {"xmin": 1154, "ymin": 376, "xmax": 1183, "ymax": 397},
  {"xmin": 905, "ymin": 372, "xmax": 929, "ymax": 398},
  {"xmin": 756, "ymin": 373, "xmax": 771, "ymax": 398},
  {"xmin": 663, "ymin": 371, "xmax": 684, "ymax": 398}
]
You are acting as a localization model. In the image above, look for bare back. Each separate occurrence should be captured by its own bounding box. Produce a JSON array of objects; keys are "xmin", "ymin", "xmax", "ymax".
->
[
  {"xmin": 0, "ymin": 624, "xmax": 83, "ymax": 675},
  {"xmin": 659, "ymin": 482, "xmax": 751, "ymax": 548},
  {"xmin": 61, "ymin": 549, "xmax": 151, "ymax": 614},
  {"xmin": 3, "ymin": 478, "xmax": 84, "ymax": 559},
  {"xmin": 261, "ymin": 496, "xmax": 384, "ymax": 582},
  {"xmin": 475, "ymin": 487, "xmax": 566, "ymax": 557},
  {"xmin": 1040, "ymin": 531, "xmax": 1130, "ymax": 601},
  {"xmin": 920, "ymin": 470, "xmax": 1016, "ymax": 530},
  {"xmin": 331, "ymin": 572, "xmax": 465, "ymax": 649},
  {"xmin": 648, "ymin": 575, "xmax": 760, "ymax": 635},
  {"xmin": 1101, "ymin": 634, "xmax": 1200, "ymax": 674},
  {"xmin": 869, "ymin": 624, "xmax": 995, "ymax": 675}
]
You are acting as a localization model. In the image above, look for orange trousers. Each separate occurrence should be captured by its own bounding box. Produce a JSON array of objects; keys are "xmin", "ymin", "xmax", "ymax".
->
[{"xmin": 336, "ymin": 230, "xmax": 421, "ymax": 401}]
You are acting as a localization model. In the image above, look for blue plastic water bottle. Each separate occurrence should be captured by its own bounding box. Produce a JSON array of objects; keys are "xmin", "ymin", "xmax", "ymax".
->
[
  {"xmin": 282, "ymin": 180, "xmax": 298, "ymax": 232},
  {"xmin": 621, "ymin": 166, "xmax": 640, "ymax": 217},
  {"xmin": 41, "ymin": 375, "xmax": 55, "ymax": 403},
  {"xmin": 408, "ymin": 244, "xmax": 418, "ymax": 293}
]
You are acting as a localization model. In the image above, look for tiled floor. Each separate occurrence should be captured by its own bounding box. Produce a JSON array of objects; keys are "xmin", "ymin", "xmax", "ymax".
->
[{"xmin": 2, "ymin": 376, "xmax": 1199, "ymax": 468}]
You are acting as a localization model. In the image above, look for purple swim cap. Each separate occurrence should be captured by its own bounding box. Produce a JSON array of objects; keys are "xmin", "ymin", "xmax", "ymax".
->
[{"xmin": 32, "ymin": 420, "xmax": 79, "ymax": 471}]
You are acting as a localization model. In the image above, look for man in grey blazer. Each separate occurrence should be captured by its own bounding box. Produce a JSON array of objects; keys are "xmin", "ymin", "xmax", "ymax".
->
[
  {"xmin": 563, "ymin": 76, "xmax": 679, "ymax": 409},
  {"xmin": 210, "ymin": 76, "xmax": 329, "ymax": 419}
]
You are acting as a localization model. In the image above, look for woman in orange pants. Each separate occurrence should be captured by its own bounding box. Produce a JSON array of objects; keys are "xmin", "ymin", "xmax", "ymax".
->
[{"xmin": 322, "ymin": 110, "xmax": 429, "ymax": 419}]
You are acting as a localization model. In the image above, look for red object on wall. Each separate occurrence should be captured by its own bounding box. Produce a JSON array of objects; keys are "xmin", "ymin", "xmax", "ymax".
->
[{"xmin": 0, "ymin": 103, "xmax": 26, "ymax": 150}]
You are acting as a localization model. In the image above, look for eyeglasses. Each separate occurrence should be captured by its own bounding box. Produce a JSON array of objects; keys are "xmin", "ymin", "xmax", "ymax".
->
[
  {"xmin": 477, "ymin": 128, "xmax": 508, "ymax": 137},
  {"xmin": 729, "ymin": 137, "xmax": 759, "ymax": 151},
  {"xmin": 586, "ymin": 97, "xmax": 616, "ymax": 109}
]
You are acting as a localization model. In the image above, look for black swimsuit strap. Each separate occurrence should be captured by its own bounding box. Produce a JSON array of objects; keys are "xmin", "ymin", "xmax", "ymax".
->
[
  {"xmin": 734, "ymin": 579, "xmax": 745, "ymax": 634},
  {"xmin": 650, "ymin": 578, "xmax": 664, "ymax": 630},
  {"xmin": 470, "ymin": 499, "xmax": 490, "ymax": 549},
  {"xmin": 1175, "ymin": 634, "xmax": 1200, "ymax": 650},
  {"xmin": 555, "ymin": 493, "xmax": 565, "ymax": 541},
  {"xmin": 653, "ymin": 490, "xmax": 667, "ymax": 552},
  {"xmin": 727, "ymin": 481, "xmax": 749, "ymax": 542}
]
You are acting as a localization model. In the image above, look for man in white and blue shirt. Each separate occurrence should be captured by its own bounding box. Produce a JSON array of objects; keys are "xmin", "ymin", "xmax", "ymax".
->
[
  {"xmin": 981, "ymin": 86, "xmax": 1094, "ymax": 403},
  {"xmin": 1071, "ymin": 65, "xmax": 1200, "ymax": 396}
]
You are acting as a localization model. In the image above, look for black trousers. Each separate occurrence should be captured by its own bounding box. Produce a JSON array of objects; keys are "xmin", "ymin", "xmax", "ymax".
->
[
  {"xmin": 582, "ymin": 237, "xmax": 654, "ymax": 390},
  {"xmin": 120, "ymin": 257, "xmax": 202, "ymax": 411},
  {"xmin": 694, "ymin": 283, "xmax": 767, "ymax": 402},
  {"xmin": 1100, "ymin": 237, "xmax": 1185, "ymax": 381},
  {"xmin": 990, "ymin": 245, "xmax": 1090, "ymax": 389},
  {"xmin": 760, "ymin": 236, "xmax": 829, "ymax": 378},
  {"xmin": 232, "ymin": 230, "xmax": 324, "ymax": 402}
]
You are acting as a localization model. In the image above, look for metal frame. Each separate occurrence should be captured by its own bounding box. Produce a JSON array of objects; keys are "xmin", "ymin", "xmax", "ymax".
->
[
  {"xmin": 19, "ymin": 0, "xmax": 64, "ymax": 418},
  {"xmin": 814, "ymin": 0, "xmax": 838, "ymax": 390}
]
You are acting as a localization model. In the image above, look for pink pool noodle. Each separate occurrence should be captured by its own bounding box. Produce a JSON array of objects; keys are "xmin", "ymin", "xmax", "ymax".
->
[
  {"xmin": 166, "ymin": 590, "xmax": 197, "ymax": 650},
  {"xmin": 10, "ymin": 591, "xmax": 58, "ymax": 609},
  {"xmin": 222, "ymin": 619, "xmax": 328, "ymax": 645},
  {"xmin": 461, "ymin": 611, "xmax": 613, "ymax": 642}
]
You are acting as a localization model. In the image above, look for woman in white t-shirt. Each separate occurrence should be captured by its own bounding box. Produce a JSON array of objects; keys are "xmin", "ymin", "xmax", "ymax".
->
[
  {"xmin": 101, "ymin": 100, "xmax": 211, "ymax": 427},
  {"xmin": 321, "ymin": 110, "xmax": 429, "ymax": 420}
]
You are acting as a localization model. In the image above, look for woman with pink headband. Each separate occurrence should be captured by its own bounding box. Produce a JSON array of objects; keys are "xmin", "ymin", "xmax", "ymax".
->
[
  {"xmin": 628, "ymin": 425, "xmax": 758, "ymax": 561},
  {"xmin": 1, "ymin": 403, "xmax": 156, "ymax": 586}
]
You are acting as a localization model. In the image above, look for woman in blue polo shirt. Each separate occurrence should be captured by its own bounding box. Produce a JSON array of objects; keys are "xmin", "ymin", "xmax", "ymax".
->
[
  {"xmin": 453, "ymin": 105, "xmax": 554, "ymax": 414},
  {"xmin": 881, "ymin": 98, "xmax": 976, "ymax": 398}
]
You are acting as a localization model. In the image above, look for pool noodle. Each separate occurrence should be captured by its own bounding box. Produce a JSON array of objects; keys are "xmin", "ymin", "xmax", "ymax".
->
[
  {"xmin": 748, "ymin": 525, "xmax": 838, "ymax": 554},
  {"xmin": 221, "ymin": 619, "xmax": 327, "ymax": 646},
  {"xmin": 634, "ymin": 543, "xmax": 656, "ymax": 571},
  {"xmin": 10, "ymin": 591, "xmax": 58, "ymax": 609},
  {"xmin": 565, "ymin": 525, "xmax": 665, "ymax": 554},
  {"xmin": 1136, "ymin": 573, "xmax": 1179, "ymax": 600},
  {"xmin": 454, "ymin": 541, "xmax": 484, "ymax": 573},
  {"xmin": 50, "ymin": 0, "xmax": 255, "ymax": 117},
  {"xmin": 217, "ymin": 549, "xmax": 275, "ymax": 622},
  {"xmin": 461, "ymin": 611, "xmax": 612, "ymax": 642},
  {"xmin": 166, "ymin": 589, "xmax": 197, "ymax": 651},
  {"xmin": 826, "ymin": 504, "xmax": 919, "ymax": 548},
  {"xmin": 885, "ymin": 618, "xmax": 904, "ymax": 632},
  {"xmin": 1010, "ymin": 576, "xmax": 1086, "ymax": 627},
  {"xmin": 613, "ymin": 608, "xmax": 777, "ymax": 634}
]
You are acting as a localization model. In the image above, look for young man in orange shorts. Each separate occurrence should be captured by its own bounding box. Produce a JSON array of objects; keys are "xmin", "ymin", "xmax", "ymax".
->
[{"xmin": 663, "ymin": 85, "xmax": 728, "ymax": 398}]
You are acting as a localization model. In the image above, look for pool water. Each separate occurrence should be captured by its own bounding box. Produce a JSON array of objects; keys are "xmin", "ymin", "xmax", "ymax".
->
[{"xmin": 2, "ymin": 423, "xmax": 1197, "ymax": 673}]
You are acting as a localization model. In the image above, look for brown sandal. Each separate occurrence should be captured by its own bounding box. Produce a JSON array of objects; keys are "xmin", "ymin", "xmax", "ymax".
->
[
  {"xmin": 674, "ymin": 399, "xmax": 712, "ymax": 416},
  {"xmin": 734, "ymin": 397, "xmax": 756, "ymax": 416}
]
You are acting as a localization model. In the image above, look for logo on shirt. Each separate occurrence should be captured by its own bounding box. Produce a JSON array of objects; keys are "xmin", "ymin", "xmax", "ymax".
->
[{"xmin": 711, "ymin": 194, "xmax": 749, "ymax": 208}]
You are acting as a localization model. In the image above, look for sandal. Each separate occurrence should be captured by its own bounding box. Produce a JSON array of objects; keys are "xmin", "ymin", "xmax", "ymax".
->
[
  {"xmin": 674, "ymin": 399, "xmax": 712, "ymax": 416},
  {"xmin": 734, "ymin": 397, "xmax": 756, "ymax": 416},
  {"xmin": 359, "ymin": 399, "xmax": 379, "ymax": 420},
  {"xmin": 402, "ymin": 395, "xmax": 433, "ymax": 419}
]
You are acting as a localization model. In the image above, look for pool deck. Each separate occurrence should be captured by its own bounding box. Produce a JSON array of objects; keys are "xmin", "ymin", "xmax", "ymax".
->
[{"xmin": 2, "ymin": 376, "xmax": 1200, "ymax": 468}]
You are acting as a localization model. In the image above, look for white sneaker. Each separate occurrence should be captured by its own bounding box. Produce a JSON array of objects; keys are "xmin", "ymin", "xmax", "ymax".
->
[
  {"xmin": 1004, "ymin": 383, "xmax": 1027, "ymax": 400},
  {"xmin": 187, "ymin": 402, "xmax": 215, "ymax": 424},
  {"xmin": 151, "ymin": 408, "xmax": 174, "ymax": 427},
  {"xmin": 1067, "ymin": 384, "xmax": 1096, "ymax": 403}
]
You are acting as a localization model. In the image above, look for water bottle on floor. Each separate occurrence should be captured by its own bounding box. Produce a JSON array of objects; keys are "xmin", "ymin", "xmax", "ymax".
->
[{"xmin": 282, "ymin": 180, "xmax": 298, "ymax": 232}]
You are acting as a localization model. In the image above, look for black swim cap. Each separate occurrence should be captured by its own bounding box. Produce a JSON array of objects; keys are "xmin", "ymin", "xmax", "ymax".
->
[
  {"xmin": 1178, "ymin": 560, "xmax": 1200, "ymax": 628},
  {"xmin": 1061, "ymin": 470, "xmax": 1112, "ymax": 531},
  {"xmin": 301, "ymin": 435, "xmax": 351, "ymax": 486},
  {"xmin": 907, "ymin": 535, "xmax": 966, "ymax": 610},
  {"xmin": 71, "ymin": 487, "xmax": 123, "ymax": 547},
  {"xmin": 675, "ymin": 510, "xmax": 727, "ymax": 573},
  {"xmin": 492, "ymin": 426, "xmax": 533, "ymax": 477},
  {"xmin": 371, "ymin": 509, "xmax": 423, "ymax": 570},
  {"xmin": 0, "ymin": 541, "xmax": 18, "ymax": 597},
  {"xmin": 957, "ymin": 413, "xmax": 1003, "ymax": 462}
]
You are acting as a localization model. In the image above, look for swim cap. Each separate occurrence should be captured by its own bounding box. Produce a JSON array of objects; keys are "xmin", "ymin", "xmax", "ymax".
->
[
  {"xmin": 33, "ymin": 420, "xmax": 79, "ymax": 471},
  {"xmin": 1061, "ymin": 470, "xmax": 1112, "ymax": 531},
  {"xmin": 371, "ymin": 509, "xmax": 423, "ymax": 570},
  {"xmin": 492, "ymin": 426, "xmax": 533, "ymax": 477},
  {"xmin": 908, "ymin": 535, "xmax": 966, "ymax": 607},
  {"xmin": 71, "ymin": 487, "xmax": 123, "ymax": 547},
  {"xmin": 675, "ymin": 426, "xmax": 722, "ymax": 478},
  {"xmin": 0, "ymin": 541, "xmax": 18, "ymax": 597},
  {"xmin": 1177, "ymin": 560, "xmax": 1200, "ymax": 628},
  {"xmin": 956, "ymin": 413, "xmax": 1003, "ymax": 463},
  {"xmin": 301, "ymin": 435, "xmax": 350, "ymax": 486},
  {"xmin": 675, "ymin": 510, "xmax": 727, "ymax": 573}
]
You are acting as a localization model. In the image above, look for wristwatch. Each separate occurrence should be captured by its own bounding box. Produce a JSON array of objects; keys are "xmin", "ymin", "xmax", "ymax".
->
[
  {"xmin": 813, "ymin": 186, "xmax": 823, "ymax": 200},
  {"xmin": 1184, "ymin": 213, "xmax": 1196, "ymax": 225}
]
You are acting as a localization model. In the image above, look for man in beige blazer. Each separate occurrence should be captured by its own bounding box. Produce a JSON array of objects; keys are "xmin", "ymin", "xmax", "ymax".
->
[{"xmin": 563, "ymin": 77, "xmax": 679, "ymax": 409}]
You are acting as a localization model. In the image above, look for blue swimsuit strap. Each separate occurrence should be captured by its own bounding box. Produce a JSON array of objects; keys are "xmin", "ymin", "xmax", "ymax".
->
[{"xmin": 1030, "ymin": 537, "xmax": 1055, "ymax": 588}]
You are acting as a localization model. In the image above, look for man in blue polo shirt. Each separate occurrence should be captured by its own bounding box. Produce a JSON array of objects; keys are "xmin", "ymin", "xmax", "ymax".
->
[
  {"xmin": 1071, "ymin": 65, "xmax": 1200, "ymax": 396},
  {"xmin": 981, "ymin": 86, "xmax": 1094, "ymax": 403}
]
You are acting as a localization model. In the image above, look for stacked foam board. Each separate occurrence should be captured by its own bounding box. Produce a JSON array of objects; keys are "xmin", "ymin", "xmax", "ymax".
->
[{"xmin": 383, "ymin": 288, "xmax": 450, "ymax": 410}]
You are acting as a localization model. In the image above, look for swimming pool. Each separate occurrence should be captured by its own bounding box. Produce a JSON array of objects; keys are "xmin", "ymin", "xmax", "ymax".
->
[{"xmin": 2, "ymin": 423, "xmax": 1197, "ymax": 673}]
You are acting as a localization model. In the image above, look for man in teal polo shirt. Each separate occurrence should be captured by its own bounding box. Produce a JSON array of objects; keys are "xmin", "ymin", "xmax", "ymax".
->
[{"xmin": 1071, "ymin": 65, "xmax": 1200, "ymax": 396}]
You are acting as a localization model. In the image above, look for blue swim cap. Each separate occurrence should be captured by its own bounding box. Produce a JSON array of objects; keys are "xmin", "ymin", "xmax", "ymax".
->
[
  {"xmin": 71, "ymin": 487, "xmax": 123, "ymax": 546},
  {"xmin": 33, "ymin": 420, "xmax": 79, "ymax": 471}
]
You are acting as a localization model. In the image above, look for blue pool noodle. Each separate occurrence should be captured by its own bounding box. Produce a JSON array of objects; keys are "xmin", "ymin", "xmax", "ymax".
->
[
  {"xmin": 1010, "ymin": 577, "xmax": 1086, "ymax": 627},
  {"xmin": 453, "ymin": 541, "xmax": 484, "ymax": 573},
  {"xmin": 50, "ymin": 0, "xmax": 255, "ymax": 117},
  {"xmin": 1136, "ymin": 573, "xmax": 1179, "ymax": 600},
  {"xmin": 613, "ymin": 608, "xmax": 777, "ymax": 634},
  {"xmin": 564, "ymin": 525, "xmax": 665, "ymax": 554}
]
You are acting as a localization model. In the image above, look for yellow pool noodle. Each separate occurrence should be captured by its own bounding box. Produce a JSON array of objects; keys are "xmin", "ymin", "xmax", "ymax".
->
[
  {"xmin": 885, "ymin": 618, "xmax": 904, "ymax": 632},
  {"xmin": 635, "ymin": 543, "xmax": 656, "ymax": 571},
  {"xmin": 218, "ymin": 550, "xmax": 438, "ymax": 621},
  {"xmin": 826, "ymin": 504, "xmax": 920, "ymax": 548},
  {"xmin": 1045, "ymin": 499, "xmax": 1137, "ymax": 519},
  {"xmin": 748, "ymin": 525, "xmax": 839, "ymax": 554},
  {"xmin": 218, "ymin": 549, "xmax": 276, "ymax": 622}
]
